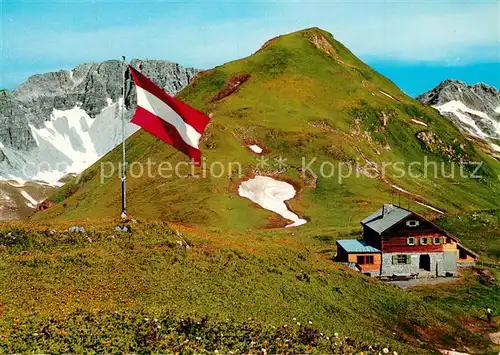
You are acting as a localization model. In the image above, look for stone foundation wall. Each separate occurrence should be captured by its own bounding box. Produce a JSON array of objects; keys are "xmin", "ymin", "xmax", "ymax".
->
[{"xmin": 380, "ymin": 252, "xmax": 456, "ymax": 277}]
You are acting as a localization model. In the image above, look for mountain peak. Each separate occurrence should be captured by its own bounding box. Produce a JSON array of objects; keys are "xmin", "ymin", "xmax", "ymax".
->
[{"xmin": 418, "ymin": 79, "xmax": 500, "ymax": 113}]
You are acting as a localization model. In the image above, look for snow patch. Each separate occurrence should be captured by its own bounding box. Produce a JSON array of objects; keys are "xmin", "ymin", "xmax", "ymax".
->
[
  {"xmin": 238, "ymin": 176, "xmax": 307, "ymax": 228},
  {"xmin": 415, "ymin": 201, "xmax": 444, "ymax": 214},
  {"xmin": 379, "ymin": 90, "xmax": 395, "ymax": 100},
  {"xmin": 439, "ymin": 350, "xmax": 469, "ymax": 355},
  {"xmin": 491, "ymin": 143, "xmax": 500, "ymax": 152},
  {"xmin": 494, "ymin": 106, "xmax": 500, "ymax": 114},
  {"xmin": 20, "ymin": 190, "xmax": 38, "ymax": 208},
  {"xmin": 249, "ymin": 145, "xmax": 263, "ymax": 154},
  {"xmin": 0, "ymin": 101, "xmax": 139, "ymax": 185},
  {"xmin": 390, "ymin": 184, "xmax": 410, "ymax": 194},
  {"xmin": 410, "ymin": 118, "xmax": 428, "ymax": 127},
  {"xmin": 434, "ymin": 100, "xmax": 500, "ymax": 140}
]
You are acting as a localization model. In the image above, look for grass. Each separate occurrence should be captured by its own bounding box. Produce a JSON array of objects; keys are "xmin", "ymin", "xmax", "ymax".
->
[
  {"xmin": 3, "ymin": 27, "xmax": 500, "ymax": 353},
  {"xmin": 0, "ymin": 216, "xmax": 499, "ymax": 353}
]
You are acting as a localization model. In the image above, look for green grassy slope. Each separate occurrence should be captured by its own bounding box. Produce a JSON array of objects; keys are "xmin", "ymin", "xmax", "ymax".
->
[
  {"xmin": 1, "ymin": 219, "xmax": 498, "ymax": 353},
  {"xmin": 34, "ymin": 27, "xmax": 500, "ymax": 232}
]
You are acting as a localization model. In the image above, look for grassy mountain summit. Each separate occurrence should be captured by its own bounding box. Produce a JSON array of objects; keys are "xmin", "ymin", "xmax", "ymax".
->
[{"xmin": 37, "ymin": 27, "xmax": 499, "ymax": 230}]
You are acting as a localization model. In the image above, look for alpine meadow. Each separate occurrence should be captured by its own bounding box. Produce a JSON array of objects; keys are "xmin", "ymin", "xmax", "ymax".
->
[{"xmin": 0, "ymin": 27, "xmax": 499, "ymax": 354}]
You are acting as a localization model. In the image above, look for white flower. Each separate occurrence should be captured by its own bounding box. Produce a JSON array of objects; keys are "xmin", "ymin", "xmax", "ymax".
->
[
  {"xmin": 297, "ymin": 322, "xmax": 301, "ymax": 326},
  {"xmin": 393, "ymin": 352, "xmax": 398, "ymax": 355},
  {"xmin": 308, "ymin": 320, "xmax": 312, "ymax": 324},
  {"xmin": 293, "ymin": 317, "xmax": 296, "ymax": 321},
  {"xmin": 383, "ymin": 348, "xmax": 389, "ymax": 354},
  {"xmin": 144, "ymin": 317, "xmax": 149, "ymax": 321},
  {"xmin": 320, "ymin": 333, "xmax": 324, "ymax": 336},
  {"xmin": 154, "ymin": 318, "xmax": 158, "ymax": 322},
  {"xmin": 214, "ymin": 350, "xmax": 218, "ymax": 354},
  {"xmin": 334, "ymin": 332, "xmax": 339, "ymax": 337}
]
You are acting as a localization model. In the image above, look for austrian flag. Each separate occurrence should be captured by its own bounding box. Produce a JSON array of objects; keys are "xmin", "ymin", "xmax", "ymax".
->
[{"xmin": 128, "ymin": 65, "xmax": 211, "ymax": 165}]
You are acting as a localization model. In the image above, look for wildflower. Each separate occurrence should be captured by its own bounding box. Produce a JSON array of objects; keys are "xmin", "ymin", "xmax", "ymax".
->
[
  {"xmin": 308, "ymin": 320, "xmax": 312, "ymax": 324},
  {"xmin": 393, "ymin": 352, "xmax": 398, "ymax": 355},
  {"xmin": 261, "ymin": 348, "xmax": 267, "ymax": 354},
  {"xmin": 320, "ymin": 333, "xmax": 324, "ymax": 336},
  {"xmin": 334, "ymin": 332, "xmax": 339, "ymax": 337},
  {"xmin": 215, "ymin": 350, "xmax": 218, "ymax": 354},
  {"xmin": 33, "ymin": 333, "xmax": 39, "ymax": 336},
  {"xmin": 297, "ymin": 322, "xmax": 301, "ymax": 326},
  {"xmin": 284, "ymin": 324, "xmax": 288, "ymax": 327},
  {"xmin": 293, "ymin": 317, "xmax": 296, "ymax": 321},
  {"xmin": 144, "ymin": 317, "xmax": 149, "ymax": 321},
  {"xmin": 383, "ymin": 348, "xmax": 389, "ymax": 354},
  {"xmin": 154, "ymin": 318, "xmax": 158, "ymax": 322},
  {"xmin": 157, "ymin": 325, "xmax": 161, "ymax": 329},
  {"xmin": 326, "ymin": 337, "xmax": 330, "ymax": 340},
  {"xmin": 196, "ymin": 337, "xmax": 201, "ymax": 341}
]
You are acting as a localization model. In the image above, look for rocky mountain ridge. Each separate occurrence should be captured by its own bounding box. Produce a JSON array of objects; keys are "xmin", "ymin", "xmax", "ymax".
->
[
  {"xmin": 0, "ymin": 59, "xmax": 197, "ymax": 220},
  {"xmin": 0, "ymin": 59, "xmax": 197, "ymax": 181},
  {"xmin": 418, "ymin": 79, "xmax": 500, "ymax": 154}
]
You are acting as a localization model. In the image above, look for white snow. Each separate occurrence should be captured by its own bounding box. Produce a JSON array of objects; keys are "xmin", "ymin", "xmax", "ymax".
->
[
  {"xmin": 238, "ymin": 176, "xmax": 307, "ymax": 228},
  {"xmin": 249, "ymin": 145, "xmax": 263, "ymax": 154},
  {"xmin": 491, "ymin": 143, "xmax": 500, "ymax": 152},
  {"xmin": 20, "ymin": 190, "xmax": 38, "ymax": 208},
  {"xmin": 390, "ymin": 184, "xmax": 410, "ymax": 194},
  {"xmin": 379, "ymin": 90, "xmax": 395, "ymax": 100},
  {"xmin": 390, "ymin": 185, "xmax": 444, "ymax": 214},
  {"xmin": 410, "ymin": 118, "xmax": 428, "ymax": 127},
  {"xmin": 415, "ymin": 201, "xmax": 444, "ymax": 214},
  {"xmin": 0, "ymin": 100, "xmax": 139, "ymax": 185},
  {"xmin": 494, "ymin": 106, "xmax": 500, "ymax": 114},
  {"xmin": 434, "ymin": 100, "xmax": 500, "ymax": 140},
  {"xmin": 439, "ymin": 350, "xmax": 469, "ymax": 355}
]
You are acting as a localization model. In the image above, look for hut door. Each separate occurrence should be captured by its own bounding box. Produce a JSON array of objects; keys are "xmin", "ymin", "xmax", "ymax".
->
[{"xmin": 419, "ymin": 254, "xmax": 430, "ymax": 271}]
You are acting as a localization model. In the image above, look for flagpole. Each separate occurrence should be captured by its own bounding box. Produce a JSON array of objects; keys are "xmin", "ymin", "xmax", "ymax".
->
[{"xmin": 121, "ymin": 56, "xmax": 127, "ymax": 219}]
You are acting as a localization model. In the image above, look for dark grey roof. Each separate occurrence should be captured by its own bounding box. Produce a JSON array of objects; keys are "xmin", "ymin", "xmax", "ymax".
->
[
  {"xmin": 337, "ymin": 239, "xmax": 380, "ymax": 253},
  {"xmin": 361, "ymin": 204, "xmax": 412, "ymax": 234}
]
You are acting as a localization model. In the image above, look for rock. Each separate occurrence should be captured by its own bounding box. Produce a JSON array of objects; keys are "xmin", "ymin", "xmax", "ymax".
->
[
  {"xmin": 114, "ymin": 225, "xmax": 131, "ymax": 233},
  {"xmin": 67, "ymin": 226, "xmax": 85, "ymax": 234},
  {"xmin": 0, "ymin": 60, "xmax": 198, "ymax": 181},
  {"xmin": 418, "ymin": 80, "xmax": 500, "ymax": 116}
]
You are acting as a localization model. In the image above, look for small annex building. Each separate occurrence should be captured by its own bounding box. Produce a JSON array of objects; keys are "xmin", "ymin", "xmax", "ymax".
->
[{"xmin": 335, "ymin": 204, "xmax": 477, "ymax": 278}]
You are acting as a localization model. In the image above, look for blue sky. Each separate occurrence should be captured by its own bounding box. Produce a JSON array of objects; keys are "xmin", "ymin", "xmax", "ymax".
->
[{"xmin": 1, "ymin": 0, "xmax": 499, "ymax": 96}]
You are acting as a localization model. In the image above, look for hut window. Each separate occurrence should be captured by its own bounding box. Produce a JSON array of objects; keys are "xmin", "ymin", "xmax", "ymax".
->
[
  {"xmin": 459, "ymin": 249, "xmax": 467, "ymax": 260},
  {"xmin": 446, "ymin": 237, "xmax": 452, "ymax": 244},
  {"xmin": 407, "ymin": 237, "xmax": 416, "ymax": 245},
  {"xmin": 406, "ymin": 220, "xmax": 420, "ymax": 227},
  {"xmin": 393, "ymin": 254, "xmax": 410, "ymax": 264},
  {"xmin": 357, "ymin": 255, "xmax": 375, "ymax": 265},
  {"xmin": 433, "ymin": 237, "xmax": 442, "ymax": 245},
  {"xmin": 420, "ymin": 237, "xmax": 429, "ymax": 245}
]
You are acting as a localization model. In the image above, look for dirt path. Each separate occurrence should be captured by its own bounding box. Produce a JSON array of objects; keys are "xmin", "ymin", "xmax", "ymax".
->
[{"xmin": 388, "ymin": 277, "xmax": 459, "ymax": 289}]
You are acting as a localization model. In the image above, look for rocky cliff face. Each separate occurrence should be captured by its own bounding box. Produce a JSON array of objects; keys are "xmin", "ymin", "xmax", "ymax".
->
[
  {"xmin": 417, "ymin": 80, "xmax": 500, "ymax": 155},
  {"xmin": 0, "ymin": 59, "xmax": 197, "ymax": 220},
  {"xmin": 0, "ymin": 59, "xmax": 197, "ymax": 180}
]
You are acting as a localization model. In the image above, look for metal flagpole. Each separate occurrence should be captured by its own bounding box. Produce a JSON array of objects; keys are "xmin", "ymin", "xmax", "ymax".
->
[{"xmin": 121, "ymin": 56, "xmax": 127, "ymax": 219}]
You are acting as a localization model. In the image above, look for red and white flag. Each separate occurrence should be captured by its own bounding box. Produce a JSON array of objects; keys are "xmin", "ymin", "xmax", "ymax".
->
[{"xmin": 128, "ymin": 65, "xmax": 211, "ymax": 165}]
